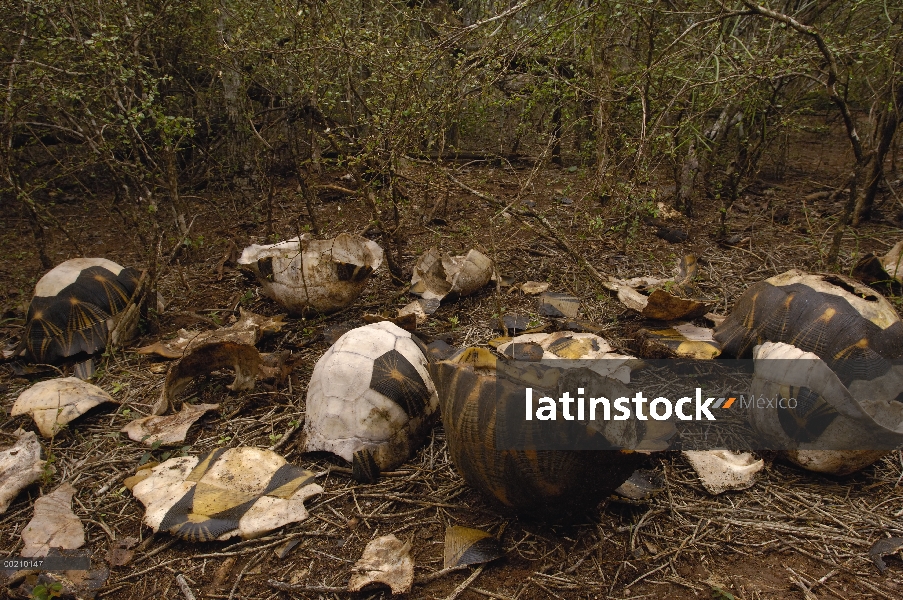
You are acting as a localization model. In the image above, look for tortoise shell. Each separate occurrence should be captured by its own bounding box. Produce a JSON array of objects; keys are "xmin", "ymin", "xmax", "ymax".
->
[
  {"xmin": 429, "ymin": 348, "xmax": 673, "ymax": 516},
  {"xmin": 24, "ymin": 258, "xmax": 141, "ymax": 363},
  {"xmin": 302, "ymin": 322, "xmax": 439, "ymax": 473},
  {"xmin": 713, "ymin": 270, "xmax": 903, "ymax": 385}
]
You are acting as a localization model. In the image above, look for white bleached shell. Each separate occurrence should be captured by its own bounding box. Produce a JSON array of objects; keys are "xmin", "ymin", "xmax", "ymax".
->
[
  {"xmin": 496, "ymin": 331, "xmax": 636, "ymax": 383},
  {"xmin": 302, "ymin": 322, "xmax": 439, "ymax": 471},
  {"xmin": 12, "ymin": 377, "xmax": 117, "ymax": 438},
  {"xmin": 682, "ymin": 450, "xmax": 763, "ymax": 494},
  {"xmin": 238, "ymin": 234, "xmax": 383, "ymax": 314},
  {"xmin": 131, "ymin": 447, "xmax": 322, "ymax": 541},
  {"xmin": 0, "ymin": 430, "xmax": 46, "ymax": 514},
  {"xmin": 749, "ymin": 341, "xmax": 903, "ymax": 475},
  {"xmin": 410, "ymin": 248, "xmax": 492, "ymax": 302}
]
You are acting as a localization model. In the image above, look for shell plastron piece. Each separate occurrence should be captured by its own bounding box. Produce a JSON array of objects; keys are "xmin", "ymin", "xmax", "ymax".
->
[
  {"xmin": 749, "ymin": 341, "xmax": 903, "ymax": 475},
  {"xmin": 131, "ymin": 447, "xmax": 322, "ymax": 542},
  {"xmin": 302, "ymin": 321, "xmax": 440, "ymax": 473},
  {"xmin": 237, "ymin": 234, "xmax": 384, "ymax": 315},
  {"xmin": 428, "ymin": 347, "xmax": 674, "ymax": 516},
  {"xmin": 24, "ymin": 258, "xmax": 142, "ymax": 364}
]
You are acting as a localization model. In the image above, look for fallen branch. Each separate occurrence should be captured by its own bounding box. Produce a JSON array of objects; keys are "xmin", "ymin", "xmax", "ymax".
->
[{"xmin": 266, "ymin": 564, "xmax": 475, "ymax": 595}]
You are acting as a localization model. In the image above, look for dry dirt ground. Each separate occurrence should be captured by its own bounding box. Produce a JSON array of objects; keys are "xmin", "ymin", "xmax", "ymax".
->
[{"xmin": 2, "ymin": 116, "xmax": 903, "ymax": 600}]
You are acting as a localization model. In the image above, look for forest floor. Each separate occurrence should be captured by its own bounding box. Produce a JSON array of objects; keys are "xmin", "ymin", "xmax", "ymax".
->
[{"xmin": 2, "ymin": 115, "xmax": 903, "ymax": 600}]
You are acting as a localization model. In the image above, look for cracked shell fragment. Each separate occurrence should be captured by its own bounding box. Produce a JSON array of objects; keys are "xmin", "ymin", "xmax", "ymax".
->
[
  {"xmin": 410, "ymin": 247, "xmax": 492, "ymax": 302},
  {"xmin": 21, "ymin": 483, "xmax": 85, "ymax": 557},
  {"xmin": 237, "ymin": 234, "xmax": 384, "ymax": 314},
  {"xmin": 444, "ymin": 526, "xmax": 503, "ymax": 569},
  {"xmin": 497, "ymin": 331, "xmax": 636, "ymax": 383},
  {"xmin": 348, "ymin": 534, "xmax": 413, "ymax": 594},
  {"xmin": 302, "ymin": 322, "xmax": 439, "ymax": 472},
  {"xmin": 12, "ymin": 377, "xmax": 117, "ymax": 438},
  {"xmin": 131, "ymin": 447, "xmax": 322, "ymax": 542},
  {"xmin": 121, "ymin": 403, "xmax": 220, "ymax": 446},
  {"xmin": 604, "ymin": 277, "xmax": 710, "ymax": 320},
  {"xmin": 633, "ymin": 323, "xmax": 721, "ymax": 359},
  {"xmin": 0, "ymin": 430, "xmax": 45, "ymax": 514},
  {"xmin": 682, "ymin": 450, "xmax": 763, "ymax": 495}
]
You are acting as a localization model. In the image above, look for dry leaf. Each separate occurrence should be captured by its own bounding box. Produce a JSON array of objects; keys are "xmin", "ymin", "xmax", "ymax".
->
[
  {"xmin": 105, "ymin": 537, "xmax": 138, "ymax": 567},
  {"xmin": 884, "ymin": 240, "xmax": 903, "ymax": 282},
  {"xmin": 121, "ymin": 403, "xmax": 220, "ymax": 446},
  {"xmin": 212, "ymin": 556, "xmax": 237, "ymax": 590},
  {"xmin": 152, "ymin": 340, "xmax": 260, "ymax": 415},
  {"xmin": 348, "ymin": 534, "xmax": 413, "ymax": 594},
  {"xmin": 0, "ymin": 430, "xmax": 46, "ymax": 514},
  {"xmin": 21, "ymin": 483, "xmax": 85, "ymax": 557},
  {"xmin": 614, "ymin": 470, "xmax": 664, "ymax": 502},
  {"xmin": 12, "ymin": 377, "xmax": 117, "ymax": 438},
  {"xmin": 520, "ymin": 281, "xmax": 549, "ymax": 295},
  {"xmin": 136, "ymin": 310, "xmax": 285, "ymax": 359},
  {"xmin": 537, "ymin": 292, "xmax": 580, "ymax": 318},
  {"xmin": 870, "ymin": 537, "xmax": 903, "ymax": 573}
]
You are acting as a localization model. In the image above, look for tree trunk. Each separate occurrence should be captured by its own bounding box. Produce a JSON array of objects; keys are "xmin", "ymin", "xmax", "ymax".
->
[
  {"xmin": 676, "ymin": 139, "xmax": 698, "ymax": 217},
  {"xmin": 854, "ymin": 81, "xmax": 903, "ymax": 223},
  {"xmin": 217, "ymin": 2, "xmax": 248, "ymax": 175},
  {"xmin": 24, "ymin": 201, "xmax": 52, "ymax": 270},
  {"xmin": 551, "ymin": 105, "xmax": 563, "ymax": 165}
]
